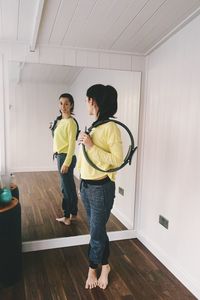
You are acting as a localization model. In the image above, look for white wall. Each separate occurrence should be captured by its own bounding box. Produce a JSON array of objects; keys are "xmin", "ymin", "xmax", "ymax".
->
[
  {"xmin": 70, "ymin": 68, "xmax": 141, "ymax": 229},
  {"xmin": 9, "ymin": 82, "xmax": 67, "ymax": 172},
  {"xmin": 138, "ymin": 14, "xmax": 200, "ymax": 298},
  {"xmin": 0, "ymin": 43, "xmax": 145, "ymax": 73}
]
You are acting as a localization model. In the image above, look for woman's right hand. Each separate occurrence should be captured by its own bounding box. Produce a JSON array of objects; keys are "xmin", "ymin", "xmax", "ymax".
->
[
  {"xmin": 61, "ymin": 164, "xmax": 69, "ymax": 174},
  {"xmin": 78, "ymin": 131, "xmax": 94, "ymax": 149}
]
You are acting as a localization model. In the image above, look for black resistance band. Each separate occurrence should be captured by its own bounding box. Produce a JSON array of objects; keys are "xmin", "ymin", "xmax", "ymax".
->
[{"xmin": 82, "ymin": 119, "xmax": 137, "ymax": 173}]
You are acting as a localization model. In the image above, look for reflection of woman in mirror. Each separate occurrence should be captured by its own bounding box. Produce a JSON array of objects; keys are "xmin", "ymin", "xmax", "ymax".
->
[
  {"xmin": 78, "ymin": 85, "xmax": 123, "ymax": 290},
  {"xmin": 53, "ymin": 93, "xmax": 78, "ymax": 225}
]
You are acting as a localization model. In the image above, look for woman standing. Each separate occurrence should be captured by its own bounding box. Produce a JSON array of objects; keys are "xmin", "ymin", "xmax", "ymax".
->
[
  {"xmin": 53, "ymin": 93, "xmax": 78, "ymax": 225},
  {"xmin": 78, "ymin": 84, "xmax": 123, "ymax": 289}
]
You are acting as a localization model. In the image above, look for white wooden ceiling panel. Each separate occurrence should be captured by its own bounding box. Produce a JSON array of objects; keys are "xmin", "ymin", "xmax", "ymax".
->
[
  {"xmin": 46, "ymin": 65, "xmax": 59, "ymax": 82},
  {"xmin": 38, "ymin": 0, "xmax": 61, "ymax": 43},
  {"xmin": 0, "ymin": 0, "xmax": 19, "ymax": 40},
  {"xmin": 97, "ymin": 0, "xmax": 149, "ymax": 50},
  {"xmin": 72, "ymin": 0, "xmax": 119, "ymax": 48},
  {"xmin": 76, "ymin": 0, "xmax": 135, "ymax": 49},
  {"xmin": 48, "ymin": 0, "xmax": 79, "ymax": 44},
  {"xmin": 61, "ymin": 0, "xmax": 97, "ymax": 46},
  {"xmin": 1, "ymin": 0, "xmax": 200, "ymax": 55},
  {"xmin": 47, "ymin": 65, "xmax": 68, "ymax": 82},
  {"xmin": 111, "ymin": 0, "xmax": 166, "ymax": 51},
  {"xmin": 63, "ymin": 66, "xmax": 82, "ymax": 86},
  {"xmin": 115, "ymin": 0, "xmax": 200, "ymax": 53},
  {"xmin": 95, "ymin": 0, "xmax": 139, "ymax": 49},
  {"xmin": 134, "ymin": 0, "xmax": 200, "ymax": 53},
  {"xmin": 22, "ymin": 63, "xmax": 44, "ymax": 82},
  {"xmin": 17, "ymin": 0, "xmax": 37, "ymax": 41},
  {"xmin": 19, "ymin": 63, "xmax": 83, "ymax": 85}
]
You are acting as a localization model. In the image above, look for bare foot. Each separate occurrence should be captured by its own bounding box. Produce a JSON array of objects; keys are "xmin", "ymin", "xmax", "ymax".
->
[
  {"xmin": 56, "ymin": 217, "xmax": 71, "ymax": 225},
  {"xmin": 85, "ymin": 267, "xmax": 98, "ymax": 289},
  {"xmin": 98, "ymin": 264, "xmax": 110, "ymax": 289}
]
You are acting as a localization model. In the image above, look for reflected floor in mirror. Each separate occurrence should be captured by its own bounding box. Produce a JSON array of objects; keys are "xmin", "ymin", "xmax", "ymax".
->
[{"xmin": 15, "ymin": 172, "xmax": 127, "ymax": 241}]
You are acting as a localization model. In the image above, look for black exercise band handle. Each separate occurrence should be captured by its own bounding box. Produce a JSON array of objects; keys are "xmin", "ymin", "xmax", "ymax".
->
[{"xmin": 82, "ymin": 119, "xmax": 137, "ymax": 173}]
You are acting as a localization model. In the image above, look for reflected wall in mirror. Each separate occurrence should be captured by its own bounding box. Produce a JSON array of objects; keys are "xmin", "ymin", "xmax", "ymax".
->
[{"xmin": 7, "ymin": 62, "xmax": 141, "ymax": 242}]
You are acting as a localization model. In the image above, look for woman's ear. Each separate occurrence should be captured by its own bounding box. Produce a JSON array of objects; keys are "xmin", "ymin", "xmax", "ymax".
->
[{"xmin": 88, "ymin": 97, "xmax": 95, "ymax": 106}]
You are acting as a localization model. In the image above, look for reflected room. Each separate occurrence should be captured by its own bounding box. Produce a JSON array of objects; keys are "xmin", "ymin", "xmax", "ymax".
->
[{"xmin": 7, "ymin": 62, "xmax": 141, "ymax": 243}]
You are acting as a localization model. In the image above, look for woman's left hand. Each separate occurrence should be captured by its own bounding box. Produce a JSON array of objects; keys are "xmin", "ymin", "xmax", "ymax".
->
[
  {"xmin": 78, "ymin": 131, "xmax": 94, "ymax": 149},
  {"xmin": 61, "ymin": 164, "xmax": 69, "ymax": 174}
]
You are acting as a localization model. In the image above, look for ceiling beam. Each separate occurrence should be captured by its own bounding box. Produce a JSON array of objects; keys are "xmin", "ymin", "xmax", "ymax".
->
[{"xmin": 30, "ymin": 0, "xmax": 45, "ymax": 52}]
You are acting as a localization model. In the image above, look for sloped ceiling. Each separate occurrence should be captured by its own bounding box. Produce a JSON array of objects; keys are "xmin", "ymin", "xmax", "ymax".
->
[
  {"xmin": 8, "ymin": 62, "xmax": 83, "ymax": 85},
  {"xmin": 38, "ymin": 0, "xmax": 200, "ymax": 54},
  {"xmin": 3, "ymin": 0, "xmax": 200, "ymax": 84},
  {"xmin": 19, "ymin": 63, "xmax": 82, "ymax": 85},
  {"xmin": 1, "ymin": 0, "xmax": 200, "ymax": 55}
]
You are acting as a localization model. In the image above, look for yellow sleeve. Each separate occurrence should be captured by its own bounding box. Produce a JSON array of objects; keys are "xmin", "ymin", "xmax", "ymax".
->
[
  {"xmin": 87, "ymin": 123, "xmax": 123, "ymax": 170},
  {"xmin": 76, "ymin": 146, "xmax": 82, "ymax": 172},
  {"xmin": 63, "ymin": 119, "xmax": 77, "ymax": 167}
]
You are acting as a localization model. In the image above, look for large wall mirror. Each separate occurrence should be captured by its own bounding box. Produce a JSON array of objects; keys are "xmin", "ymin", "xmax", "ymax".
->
[{"xmin": 7, "ymin": 61, "xmax": 141, "ymax": 251}]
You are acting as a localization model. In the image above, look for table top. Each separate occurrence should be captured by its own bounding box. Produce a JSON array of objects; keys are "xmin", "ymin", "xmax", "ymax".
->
[{"xmin": 0, "ymin": 198, "xmax": 18, "ymax": 213}]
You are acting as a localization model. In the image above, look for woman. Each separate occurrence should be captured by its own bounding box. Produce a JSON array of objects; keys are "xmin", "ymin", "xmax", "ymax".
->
[
  {"xmin": 53, "ymin": 93, "xmax": 78, "ymax": 225},
  {"xmin": 78, "ymin": 84, "xmax": 123, "ymax": 289}
]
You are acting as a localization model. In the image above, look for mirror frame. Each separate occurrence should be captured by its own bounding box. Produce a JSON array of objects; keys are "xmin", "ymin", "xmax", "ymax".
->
[{"xmin": 3, "ymin": 58, "xmax": 141, "ymax": 252}]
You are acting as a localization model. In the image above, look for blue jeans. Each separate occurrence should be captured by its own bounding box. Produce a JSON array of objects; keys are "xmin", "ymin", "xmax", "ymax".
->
[
  {"xmin": 57, "ymin": 154, "xmax": 78, "ymax": 218},
  {"xmin": 80, "ymin": 179, "xmax": 115, "ymax": 266}
]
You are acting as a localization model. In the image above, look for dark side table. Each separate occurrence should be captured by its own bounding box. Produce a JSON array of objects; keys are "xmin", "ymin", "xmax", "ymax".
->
[{"xmin": 0, "ymin": 197, "xmax": 22, "ymax": 286}]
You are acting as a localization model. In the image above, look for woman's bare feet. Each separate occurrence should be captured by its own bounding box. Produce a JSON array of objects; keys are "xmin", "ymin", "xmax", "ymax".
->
[
  {"xmin": 56, "ymin": 217, "xmax": 71, "ymax": 225},
  {"xmin": 85, "ymin": 267, "xmax": 98, "ymax": 289},
  {"xmin": 98, "ymin": 264, "xmax": 111, "ymax": 289}
]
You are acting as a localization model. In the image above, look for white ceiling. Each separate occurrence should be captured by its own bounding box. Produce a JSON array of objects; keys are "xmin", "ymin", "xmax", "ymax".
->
[
  {"xmin": 20, "ymin": 63, "xmax": 82, "ymax": 85},
  {"xmin": 0, "ymin": 0, "xmax": 200, "ymax": 55},
  {"xmin": 8, "ymin": 62, "xmax": 83, "ymax": 85},
  {"xmin": 3, "ymin": 0, "xmax": 200, "ymax": 84}
]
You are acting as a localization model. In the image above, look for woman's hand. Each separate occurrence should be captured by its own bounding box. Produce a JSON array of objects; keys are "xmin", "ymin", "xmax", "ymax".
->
[
  {"xmin": 61, "ymin": 164, "xmax": 69, "ymax": 174},
  {"xmin": 78, "ymin": 131, "xmax": 94, "ymax": 149}
]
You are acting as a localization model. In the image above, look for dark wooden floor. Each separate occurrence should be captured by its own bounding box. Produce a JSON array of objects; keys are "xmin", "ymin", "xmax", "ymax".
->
[
  {"xmin": 0, "ymin": 239, "xmax": 196, "ymax": 300},
  {"xmin": 15, "ymin": 171, "xmax": 126, "ymax": 242}
]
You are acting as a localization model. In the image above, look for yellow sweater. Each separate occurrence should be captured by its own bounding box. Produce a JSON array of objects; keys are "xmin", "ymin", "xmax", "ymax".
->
[
  {"xmin": 53, "ymin": 117, "xmax": 77, "ymax": 166},
  {"xmin": 77, "ymin": 121, "xmax": 123, "ymax": 181}
]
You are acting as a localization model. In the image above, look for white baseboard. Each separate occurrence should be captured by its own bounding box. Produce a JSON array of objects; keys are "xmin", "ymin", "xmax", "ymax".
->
[
  {"xmin": 22, "ymin": 230, "xmax": 136, "ymax": 253},
  {"xmin": 137, "ymin": 232, "xmax": 200, "ymax": 300}
]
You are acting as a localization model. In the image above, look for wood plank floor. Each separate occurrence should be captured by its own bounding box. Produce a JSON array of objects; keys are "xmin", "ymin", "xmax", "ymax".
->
[
  {"xmin": 15, "ymin": 171, "xmax": 126, "ymax": 242},
  {"xmin": 0, "ymin": 239, "xmax": 196, "ymax": 300}
]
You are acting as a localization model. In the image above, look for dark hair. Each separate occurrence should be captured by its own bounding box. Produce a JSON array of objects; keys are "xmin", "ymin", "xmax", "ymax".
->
[
  {"xmin": 86, "ymin": 84, "xmax": 118, "ymax": 121},
  {"xmin": 59, "ymin": 93, "xmax": 74, "ymax": 114}
]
